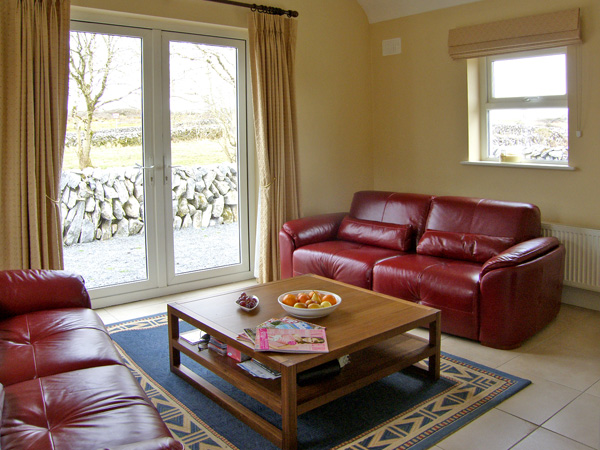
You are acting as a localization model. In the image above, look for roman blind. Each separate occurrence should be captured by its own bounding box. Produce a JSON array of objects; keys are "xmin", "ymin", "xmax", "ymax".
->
[{"xmin": 448, "ymin": 8, "xmax": 581, "ymax": 60}]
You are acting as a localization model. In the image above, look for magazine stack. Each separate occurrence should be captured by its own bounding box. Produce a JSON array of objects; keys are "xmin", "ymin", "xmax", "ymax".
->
[
  {"xmin": 237, "ymin": 316, "xmax": 328, "ymax": 353},
  {"xmin": 208, "ymin": 336, "xmax": 227, "ymax": 355}
]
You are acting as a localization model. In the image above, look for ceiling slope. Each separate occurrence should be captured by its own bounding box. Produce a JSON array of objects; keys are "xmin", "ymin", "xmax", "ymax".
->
[{"xmin": 356, "ymin": 0, "xmax": 485, "ymax": 23}]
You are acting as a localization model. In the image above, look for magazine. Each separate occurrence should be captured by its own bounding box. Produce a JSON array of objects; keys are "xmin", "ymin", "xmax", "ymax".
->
[
  {"xmin": 236, "ymin": 316, "xmax": 325, "ymax": 345},
  {"xmin": 255, "ymin": 327, "xmax": 328, "ymax": 353},
  {"xmin": 238, "ymin": 359, "xmax": 281, "ymax": 379},
  {"xmin": 258, "ymin": 316, "xmax": 325, "ymax": 330},
  {"xmin": 180, "ymin": 329, "xmax": 206, "ymax": 345}
]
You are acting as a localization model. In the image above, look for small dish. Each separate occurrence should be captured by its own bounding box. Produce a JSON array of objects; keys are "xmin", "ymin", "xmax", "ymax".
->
[{"xmin": 236, "ymin": 294, "xmax": 259, "ymax": 312}]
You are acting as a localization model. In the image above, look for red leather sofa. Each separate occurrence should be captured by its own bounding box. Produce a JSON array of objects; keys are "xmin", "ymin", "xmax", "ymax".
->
[
  {"xmin": 280, "ymin": 191, "xmax": 565, "ymax": 349},
  {"xmin": 0, "ymin": 269, "xmax": 182, "ymax": 450}
]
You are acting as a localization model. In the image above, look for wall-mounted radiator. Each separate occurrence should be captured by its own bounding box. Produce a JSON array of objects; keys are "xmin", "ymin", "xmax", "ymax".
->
[{"xmin": 541, "ymin": 223, "xmax": 600, "ymax": 292}]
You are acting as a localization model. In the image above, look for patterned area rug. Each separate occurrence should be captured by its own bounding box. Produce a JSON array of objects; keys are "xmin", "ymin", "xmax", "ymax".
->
[{"xmin": 108, "ymin": 314, "xmax": 530, "ymax": 450}]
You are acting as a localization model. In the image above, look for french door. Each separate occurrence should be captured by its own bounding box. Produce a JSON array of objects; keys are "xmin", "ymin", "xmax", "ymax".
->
[{"xmin": 63, "ymin": 18, "xmax": 254, "ymax": 306}]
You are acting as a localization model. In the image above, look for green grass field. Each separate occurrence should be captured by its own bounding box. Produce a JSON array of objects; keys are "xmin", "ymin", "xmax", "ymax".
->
[{"xmin": 62, "ymin": 139, "xmax": 232, "ymax": 170}]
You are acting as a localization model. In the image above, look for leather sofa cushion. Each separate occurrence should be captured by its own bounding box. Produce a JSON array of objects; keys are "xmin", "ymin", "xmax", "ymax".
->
[
  {"xmin": 0, "ymin": 308, "xmax": 124, "ymax": 386},
  {"xmin": 417, "ymin": 230, "xmax": 515, "ymax": 263},
  {"xmin": 349, "ymin": 191, "xmax": 433, "ymax": 241},
  {"xmin": 337, "ymin": 216, "xmax": 413, "ymax": 251},
  {"xmin": 424, "ymin": 196, "xmax": 541, "ymax": 242},
  {"xmin": 292, "ymin": 241, "xmax": 403, "ymax": 289},
  {"xmin": 372, "ymin": 254, "xmax": 481, "ymax": 340},
  {"xmin": 1, "ymin": 365, "xmax": 172, "ymax": 450}
]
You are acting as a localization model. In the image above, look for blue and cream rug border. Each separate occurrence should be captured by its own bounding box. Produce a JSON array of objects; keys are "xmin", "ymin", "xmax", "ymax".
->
[{"xmin": 108, "ymin": 313, "xmax": 531, "ymax": 450}]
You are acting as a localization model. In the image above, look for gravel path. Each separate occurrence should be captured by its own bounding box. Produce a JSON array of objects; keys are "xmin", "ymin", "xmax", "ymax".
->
[{"xmin": 63, "ymin": 223, "xmax": 241, "ymax": 289}]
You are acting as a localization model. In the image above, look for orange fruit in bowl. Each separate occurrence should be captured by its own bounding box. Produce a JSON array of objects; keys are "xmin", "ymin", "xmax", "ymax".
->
[
  {"xmin": 282, "ymin": 293, "xmax": 297, "ymax": 306},
  {"xmin": 296, "ymin": 292, "xmax": 310, "ymax": 303},
  {"xmin": 322, "ymin": 294, "xmax": 336, "ymax": 305}
]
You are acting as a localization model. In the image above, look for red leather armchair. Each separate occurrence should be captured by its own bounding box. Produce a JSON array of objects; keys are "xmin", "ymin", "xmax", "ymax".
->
[
  {"xmin": 0, "ymin": 269, "xmax": 182, "ymax": 450},
  {"xmin": 280, "ymin": 191, "xmax": 565, "ymax": 349}
]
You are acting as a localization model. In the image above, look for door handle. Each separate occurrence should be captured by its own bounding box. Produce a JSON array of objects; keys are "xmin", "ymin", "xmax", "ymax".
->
[
  {"xmin": 135, "ymin": 163, "xmax": 155, "ymax": 170},
  {"xmin": 135, "ymin": 163, "xmax": 155, "ymax": 183}
]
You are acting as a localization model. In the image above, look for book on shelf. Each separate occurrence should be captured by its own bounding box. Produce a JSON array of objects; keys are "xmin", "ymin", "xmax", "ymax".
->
[
  {"xmin": 227, "ymin": 345, "xmax": 250, "ymax": 362},
  {"xmin": 208, "ymin": 342, "xmax": 227, "ymax": 356},
  {"xmin": 208, "ymin": 336, "xmax": 227, "ymax": 355},
  {"xmin": 238, "ymin": 359, "xmax": 281, "ymax": 379},
  {"xmin": 180, "ymin": 329, "xmax": 206, "ymax": 345},
  {"xmin": 209, "ymin": 336, "xmax": 227, "ymax": 348},
  {"xmin": 237, "ymin": 355, "xmax": 351, "ymax": 384}
]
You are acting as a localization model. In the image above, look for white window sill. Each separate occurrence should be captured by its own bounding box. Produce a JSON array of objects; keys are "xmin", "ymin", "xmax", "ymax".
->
[{"xmin": 461, "ymin": 161, "xmax": 576, "ymax": 171}]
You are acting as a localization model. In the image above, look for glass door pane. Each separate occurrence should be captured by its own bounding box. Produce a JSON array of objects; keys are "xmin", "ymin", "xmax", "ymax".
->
[
  {"xmin": 166, "ymin": 37, "xmax": 245, "ymax": 278},
  {"xmin": 63, "ymin": 25, "xmax": 155, "ymax": 292}
]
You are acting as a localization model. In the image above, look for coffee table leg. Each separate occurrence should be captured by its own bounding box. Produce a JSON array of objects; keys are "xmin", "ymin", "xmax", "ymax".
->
[
  {"xmin": 280, "ymin": 366, "xmax": 298, "ymax": 450},
  {"xmin": 428, "ymin": 312, "xmax": 441, "ymax": 380},
  {"xmin": 168, "ymin": 310, "xmax": 181, "ymax": 369}
]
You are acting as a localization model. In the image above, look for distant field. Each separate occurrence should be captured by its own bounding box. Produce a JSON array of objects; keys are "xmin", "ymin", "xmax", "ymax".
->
[{"xmin": 62, "ymin": 139, "xmax": 232, "ymax": 170}]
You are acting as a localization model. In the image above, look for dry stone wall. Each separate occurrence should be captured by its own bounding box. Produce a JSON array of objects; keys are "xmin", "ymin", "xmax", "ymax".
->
[{"xmin": 60, "ymin": 164, "xmax": 238, "ymax": 246}]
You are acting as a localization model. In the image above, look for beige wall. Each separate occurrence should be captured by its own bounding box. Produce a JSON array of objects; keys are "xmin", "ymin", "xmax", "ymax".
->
[
  {"xmin": 370, "ymin": 0, "xmax": 600, "ymax": 229},
  {"xmin": 71, "ymin": 0, "xmax": 373, "ymax": 217},
  {"xmin": 69, "ymin": 0, "xmax": 597, "ymax": 227}
]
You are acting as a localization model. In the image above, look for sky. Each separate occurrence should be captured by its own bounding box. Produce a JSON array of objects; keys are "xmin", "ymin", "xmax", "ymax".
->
[{"xmin": 68, "ymin": 31, "xmax": 237, "ymax": 117}]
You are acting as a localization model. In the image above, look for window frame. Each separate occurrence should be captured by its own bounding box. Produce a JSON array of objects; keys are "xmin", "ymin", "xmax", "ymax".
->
[{"xmin": 478, "ymin": 47, "xmax": 569, "ymax": 165}]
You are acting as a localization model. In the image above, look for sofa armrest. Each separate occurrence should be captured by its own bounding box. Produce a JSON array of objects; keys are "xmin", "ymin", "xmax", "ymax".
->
[
  {"xmin": 281, "ymin": 212, "xmax": 347, "ymax": 247},
  {"xmin": 478, "ymin": 241, "xmax": 565, "ymax": 349},
  {"xmin": 279, "ymin": 212, "xmax": 346, "ymax": 279},
  {"xmin": 0, "ymin": 269, "xmax": 91, "ymax": 318},
  {"xmin": 481, "ymin": 237, "xmax": 561, "ymax": 276},
  {"xmin": 96, "ymin": 437, "xmax": 184, "ymax": 450}
]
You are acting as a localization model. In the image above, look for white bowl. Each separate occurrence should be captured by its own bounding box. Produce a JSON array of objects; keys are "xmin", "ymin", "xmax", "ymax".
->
[
  {"xmin": 277, "ymin": 290, "xmax": 342, "ymax": 318},
  {"xmin": 237, "ymin": 295, "xmax": 259, "ymax": 312}
]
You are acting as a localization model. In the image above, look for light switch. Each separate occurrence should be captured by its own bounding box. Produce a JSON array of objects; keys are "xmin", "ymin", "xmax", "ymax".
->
[{"xmin": 382, "ymin": 38, "xmax": 402, "ymax": 56}]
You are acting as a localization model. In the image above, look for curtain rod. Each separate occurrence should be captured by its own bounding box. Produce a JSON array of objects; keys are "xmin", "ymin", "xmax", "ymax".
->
[{"xmin": 204, "ymin": 0, "xmax": 298, "ymax": 17}]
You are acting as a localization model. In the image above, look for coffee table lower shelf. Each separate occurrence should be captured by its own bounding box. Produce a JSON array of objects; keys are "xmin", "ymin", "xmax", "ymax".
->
[{"xmin": 170, "ymin": 333, "xmax": 438, "ymax": 450}]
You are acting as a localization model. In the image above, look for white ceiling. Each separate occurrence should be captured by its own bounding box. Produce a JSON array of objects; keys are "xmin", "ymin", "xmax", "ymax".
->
[{"xmin": 357, "ymin": 0, "xmax": 485, "ymax": 23}]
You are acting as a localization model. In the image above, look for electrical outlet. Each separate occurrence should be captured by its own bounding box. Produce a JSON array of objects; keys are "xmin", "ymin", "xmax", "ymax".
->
[{"xmin": 382, "ymin": 38, "xmax": 401, "ymax": 56}]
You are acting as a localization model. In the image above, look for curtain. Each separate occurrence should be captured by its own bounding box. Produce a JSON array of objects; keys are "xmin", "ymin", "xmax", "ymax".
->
[
  {"xmin": 0, "ymin": 0, "xmax": 70, "ymax": 270},
  {"xmin": 249, "ymin": 12, "xmax": 300, "ymax": 283},
  {"xmin": 449, "ymin": 8, "xmax": 581, "ymax": 59}
]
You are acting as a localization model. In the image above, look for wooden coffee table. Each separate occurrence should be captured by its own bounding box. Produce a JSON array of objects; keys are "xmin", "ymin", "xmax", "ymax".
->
[{"xmin": 168, "ymin": 274, "xmax": 440, "ymax": 450}]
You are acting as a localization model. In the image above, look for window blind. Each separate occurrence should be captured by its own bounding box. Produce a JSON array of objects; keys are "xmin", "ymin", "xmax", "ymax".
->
[{"xmin": 448, "ymin": 8, "xmax": 581, "ymax": 60}]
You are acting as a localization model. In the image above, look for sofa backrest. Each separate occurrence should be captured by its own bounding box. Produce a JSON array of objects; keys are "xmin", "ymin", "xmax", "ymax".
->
[
  {"xmin": 424, "ymin": 196, "xmax": 541, "ymax": 243},
  {"xmin": 348, "ymin": 191, "xmax": 433, "ymax": 246},
  {"xmin": 342, "ymin": 191, "xmax": 541, "ymax": 256}
]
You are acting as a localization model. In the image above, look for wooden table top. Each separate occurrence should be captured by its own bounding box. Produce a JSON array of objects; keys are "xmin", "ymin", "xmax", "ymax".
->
[{"xmin": 169, "ymin": 274, "xmax": 439, "ymax": 370}]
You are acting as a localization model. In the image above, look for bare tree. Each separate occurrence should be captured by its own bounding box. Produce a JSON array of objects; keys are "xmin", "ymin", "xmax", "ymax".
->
[
  {"xmin": 202, "ymin": 48, "xmax": 237, "ymax": 163},
  {"xmin": 69, "ymin": 32, "xmax": 136, "ymax": 169},
  {"xmin": 172, "ymin": 44, "xmax": 238, "ymax": 163}
]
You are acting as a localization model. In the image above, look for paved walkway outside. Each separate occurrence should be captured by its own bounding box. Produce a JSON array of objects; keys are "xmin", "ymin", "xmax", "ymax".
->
[{"xmin": 63, "ymin": 223, "xmax": 240, "ymax": 289}]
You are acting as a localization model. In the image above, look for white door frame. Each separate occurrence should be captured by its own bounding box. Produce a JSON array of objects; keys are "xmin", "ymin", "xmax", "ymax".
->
[{"xmin": 69, "ymin": 9, "xmax": 256, "ymax": 309}]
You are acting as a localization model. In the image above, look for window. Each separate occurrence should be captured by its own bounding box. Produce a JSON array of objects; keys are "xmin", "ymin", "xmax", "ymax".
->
[{"xmin": 479, "ymin": 47, "xmax": 569, "ymax": 164}]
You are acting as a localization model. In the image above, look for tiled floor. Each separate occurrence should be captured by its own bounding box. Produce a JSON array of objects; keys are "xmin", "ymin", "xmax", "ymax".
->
[{"xmin": 97, "ymin": 284, "xmax": 600, "ymax": 450}]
